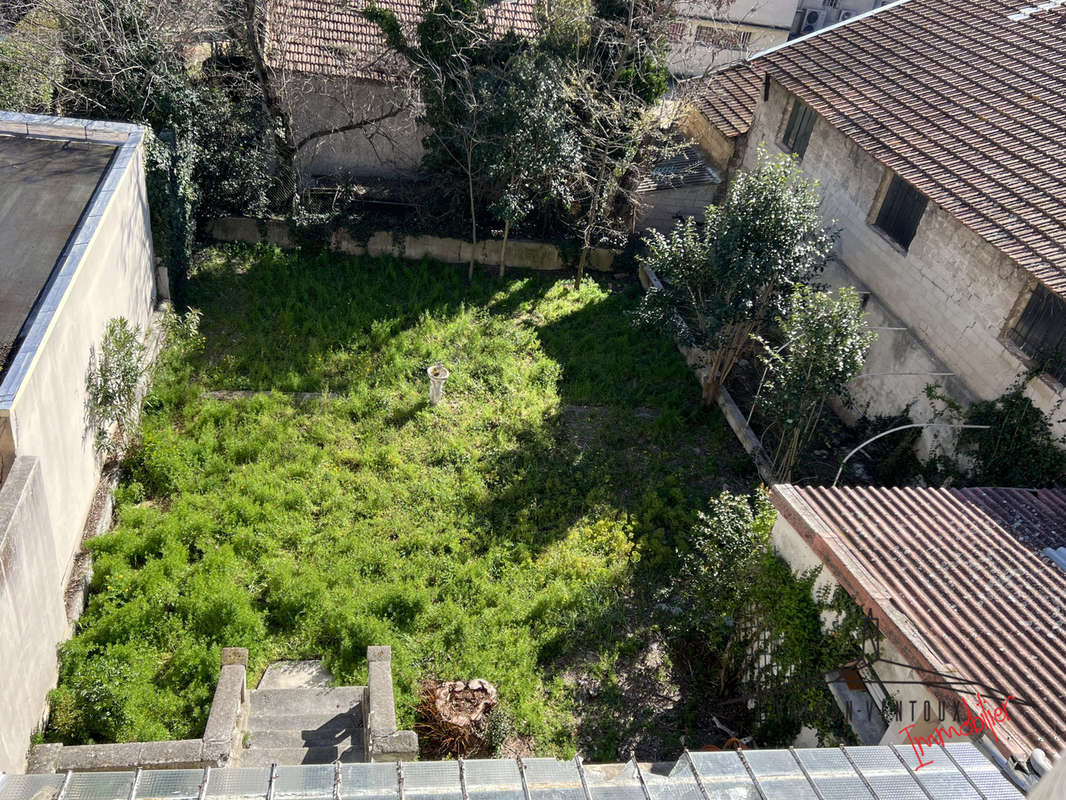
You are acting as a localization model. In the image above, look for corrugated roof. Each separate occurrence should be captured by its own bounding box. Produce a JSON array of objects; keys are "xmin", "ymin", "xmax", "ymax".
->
[
  {"xmin": 758, "ymin": 0, "xmax": 1066, "ymax": 296},
  {"xmin": 681, "ymin": 62, "xmax": 763, "ymax": 138},
  {"xmin": 637, "ymin": 141, "xmax": 720, "ymax": 192},
  {"xmin": 264, "ymin": 0, "xmax": 539, "ymax": 80},
  {"xmin": 772, "ymin": 484, "xmax": 1066, "ymax": 762},
  {"xmin": 0, "ymin": 746, "xmax": 1024, "ymax": 800}
]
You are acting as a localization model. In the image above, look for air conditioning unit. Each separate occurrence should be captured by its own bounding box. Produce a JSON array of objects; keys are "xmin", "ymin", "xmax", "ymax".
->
[
  {"xmin": 838, "ymin": 9, "xmax": 858, "ymax": 21},
  {"xmin": 800, "ymin": 8, "xmax": 825, "ymax": 33}
]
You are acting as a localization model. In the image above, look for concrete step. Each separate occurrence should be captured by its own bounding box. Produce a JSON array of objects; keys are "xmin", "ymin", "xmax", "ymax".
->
[
  {"xmin": 249, "ymin": 687, "xmax": 364, "ymax": 717},
  {"xmin": 246, "ymin": 711, "xmax": 358, "ymax": 733},
  {"xmin": 239, "ymin": 745, "xmax": 364, "ymax": 767},
  {"xmin": 246, "ymin": 727, "xmax": 364, "ymax": 749}
]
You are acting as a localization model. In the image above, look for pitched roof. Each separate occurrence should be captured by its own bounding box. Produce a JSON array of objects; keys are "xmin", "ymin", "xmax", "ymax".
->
[
  {"xmin": 265, "ymin": 0, "xmax": 539, "ymax": 80},
  {"xmin": 759, "ymin": 0, "xmax": 1066, "ymax": 295},
  {"xmin": 772, "ymin": 484, "xmax": 1066, "ymax": 762},
  {"xmin": 682, "ymin": 61, "xmax": 763, "ymax": 138}
]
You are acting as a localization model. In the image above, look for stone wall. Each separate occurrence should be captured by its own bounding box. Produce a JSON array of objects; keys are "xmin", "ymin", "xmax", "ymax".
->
[
  {"xmin": 208, "ymin": 218, "xmax": 618, "ymax": 274},
  {"xmin": 362, "ymin": 646, "xmax": 418, "ymax": 762},
  {"xmin": 740, "ymin": 79, "xmax": 1065, "ymax": 438},
  {"xmin": 635, "ymin": 185, "xmax": 716, "ymax": 233}
]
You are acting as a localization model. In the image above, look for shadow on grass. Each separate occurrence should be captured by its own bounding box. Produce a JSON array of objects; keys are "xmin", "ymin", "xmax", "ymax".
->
[{"xmin": 183, "ymin": 244, "xmax": 559, "ymax": 392}]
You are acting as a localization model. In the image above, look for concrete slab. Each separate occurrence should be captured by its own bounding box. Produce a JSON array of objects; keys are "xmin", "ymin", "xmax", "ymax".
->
[
  {"xmin": 0, "ymin": 135, "xmax": 115, "ymax": 375},
  {"xmin": 257, "ymin": 660, "xmax": 335, "ymax": 690}
]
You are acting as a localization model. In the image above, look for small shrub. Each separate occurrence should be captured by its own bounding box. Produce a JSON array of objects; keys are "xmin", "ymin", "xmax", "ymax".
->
[
  {"xmin": 86, "ymin": 318, "xmax": 147, "ymax": 459},
  {"xmin": 924, "ymin": 377, "xmax": 1066, "ymax": 487}
]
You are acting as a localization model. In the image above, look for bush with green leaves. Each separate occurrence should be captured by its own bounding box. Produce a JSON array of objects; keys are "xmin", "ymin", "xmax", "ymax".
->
[
  {"xmin": 86, "ymin": 318, "xmax": 147, "ymax": 459},
  {"xmin": 924, "ymin": 376, "xmax": 1066, "ymax": 487},
  {"xmin": 754, "ymin": 286, "xmax": 876, "ymax": 480},
  {"xmin": 668, "ymin": 490, "xmax": 867, "ymax": 744},
  {"xmin": 634, "ymin": 148, "xmax": 836, "ymax": 403}
]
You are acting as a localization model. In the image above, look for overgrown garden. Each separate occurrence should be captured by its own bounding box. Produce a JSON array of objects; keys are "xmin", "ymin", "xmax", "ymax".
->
[{"xmin": 47, "ymin": 245, "xmax": 869, "ymax": 758}]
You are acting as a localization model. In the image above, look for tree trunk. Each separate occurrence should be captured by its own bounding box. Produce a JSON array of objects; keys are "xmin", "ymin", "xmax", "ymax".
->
[
  {"xmin": 243, "ymin": 0, "xmax": 299, "ymax": 211},
  {"xmin": 467, "ymin": 142, "xmax": 477, "ymax": 282},
  {"xmin": 499, "ymin": 218, "xmax": 510, "ymax": 278},
  {"xmin": 701, "ymin": 370, "xmax": 718, "ymax": 405}
]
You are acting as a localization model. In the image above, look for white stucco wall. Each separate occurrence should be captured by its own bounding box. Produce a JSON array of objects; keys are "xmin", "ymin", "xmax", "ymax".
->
[
  {"xmin": 741, "ymin": 79, "xmax": 1066, "ymax": 439},
  {"xmin": 0, "ymin": 115, "xmax": 156, "ymax": 774},
  {"xmin": 0, "ymin": 457, "xmax": 66, "ymax": 775},
  {"xmin": 4, "ymin": 131, "xmax": 155, "ymax": 583}
]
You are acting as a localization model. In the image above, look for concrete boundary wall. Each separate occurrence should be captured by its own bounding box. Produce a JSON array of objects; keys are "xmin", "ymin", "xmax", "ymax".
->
[
  {"xmin": 209, "ymin": 217, "xmax": 618, "ymax": 274},
  {"xmin": 0, "ymin": 112, "xmax": 157, "ymax": 775},
  {"xmin": 362, "ymin": 646, "xmax": 418, "ymax": 762},
  {"xmin": 0, "ymin": 457, "xmax": 67, "ymax": 774},
  {"xmin": 28, "ymin": 649, "xmax": 250, "ymax": 773}
]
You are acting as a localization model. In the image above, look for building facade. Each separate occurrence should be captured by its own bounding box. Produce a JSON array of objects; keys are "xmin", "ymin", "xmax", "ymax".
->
[
  {"xmin": 692, "ymin": 0, "xmax": 1066, "ymax": 443},
  {"xmin": 0, "ymin": 112, "xmax": 158, "ymax": 774}
]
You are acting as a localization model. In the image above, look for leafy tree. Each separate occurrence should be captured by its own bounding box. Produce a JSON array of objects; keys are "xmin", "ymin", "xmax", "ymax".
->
[
  {"xmin": 634, "ymin": 148, "xmax": 835, "ymax": 403},
  {"xmin": 367, "ymin": 0, "xmax": 677, "ymax": 283},
  {"xmin": 552, "ymin": 0, "xmax": 673, "ymax": 287},
  {"xmin": 754, "ymin": 286, "xmax": 876, "ymax": 481},
  {"xmin": 480, "ymin": 49, "xmax": 580, "ymax": 277},
  {"xmin": 669, "ymin": 490, "xmax": 869, "ymax": 744},
  {"xmin": 366, "ymin": 0, "xmax": 494, "ymax": 279}
]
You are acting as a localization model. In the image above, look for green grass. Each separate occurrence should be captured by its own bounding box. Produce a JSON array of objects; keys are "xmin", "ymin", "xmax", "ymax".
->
[{"xmin": 48, "ymin": 244, "xmax": 755, "ymax": 757}]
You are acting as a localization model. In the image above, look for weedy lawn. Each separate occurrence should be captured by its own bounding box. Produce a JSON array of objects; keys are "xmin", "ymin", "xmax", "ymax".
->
[{"xmin": 48, "ymin": 244, "xmax": 755, "ymax": 758}]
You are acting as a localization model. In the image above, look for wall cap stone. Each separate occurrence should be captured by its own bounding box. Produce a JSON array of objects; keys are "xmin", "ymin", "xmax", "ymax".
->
[{"xmin": 221, "ymin": 647, "xmax": 248, "ymax": 667}]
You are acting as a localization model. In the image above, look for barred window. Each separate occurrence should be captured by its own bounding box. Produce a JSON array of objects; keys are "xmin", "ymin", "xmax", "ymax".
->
[
  {"xmin": 1009, "ymin": 285, "xmax": 1066, "ymax": 384},
  {"xmin": 781, "ymin": 99, "xmax": 816, "ymax": 158},
  {"xmin": 874, "ymin": 174, "xmax": 927, "ymax": 250},
  {"xmin": 667, "ymin": 21, "xmax": 686, "ymax": 42}
]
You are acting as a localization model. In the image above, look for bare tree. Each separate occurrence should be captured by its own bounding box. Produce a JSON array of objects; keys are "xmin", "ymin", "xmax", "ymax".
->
[
  {"xmin": 0, "ymin": 0, "xmax": 224, "ymax": 118},
  {"xmin": 236, "ymin": 0, "xmax": 421, "ymax": 207},
  {"xmin": 562, "ymin": 0, "xmax": 676, "ymax": 288}
]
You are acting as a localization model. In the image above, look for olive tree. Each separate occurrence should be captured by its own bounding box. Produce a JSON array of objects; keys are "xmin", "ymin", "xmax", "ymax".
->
[{"xmin": 634, "ymin": 148, "xmax": 835, "ymax": 403}]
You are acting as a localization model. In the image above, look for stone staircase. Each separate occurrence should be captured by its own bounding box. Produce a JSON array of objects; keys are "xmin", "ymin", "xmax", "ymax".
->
[
  {"xmin": 28, "ymin": 647, "xmax": 417, "ymax": 774},
  {"xmin": 241, "ymin": 684, "xmax": 366, "ymax": 767},
  {"xmin": 238, "ymin": 660, "xmax": 367, "ymax": 767}
]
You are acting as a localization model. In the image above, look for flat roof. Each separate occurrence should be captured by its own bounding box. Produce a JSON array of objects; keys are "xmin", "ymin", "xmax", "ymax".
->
[{"xmin": 0, "ymin": 135, "xmax": 115, "ymax": 374}]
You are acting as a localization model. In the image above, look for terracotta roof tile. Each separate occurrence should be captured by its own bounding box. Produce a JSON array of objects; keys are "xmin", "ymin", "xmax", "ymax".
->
[
  {"xmin": 759, "ymin": 0, "xmax": 1066, "ymax": 296},
  {"xmin": 682, "ymin": 61, "xmax": 764, "ymax": 138},
  {"xmin": 265, "ymin": 0, "xmax": 539, "ymax": 80},
  {"xmin": 773, "ymin": 484, "xmax": 1066, "ymax": 760}
]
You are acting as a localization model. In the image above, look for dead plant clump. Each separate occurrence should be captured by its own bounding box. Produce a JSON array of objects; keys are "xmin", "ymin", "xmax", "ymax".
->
[{"xmin": 416, "ymin": 678, "xmax": 499, "ymax": 758}]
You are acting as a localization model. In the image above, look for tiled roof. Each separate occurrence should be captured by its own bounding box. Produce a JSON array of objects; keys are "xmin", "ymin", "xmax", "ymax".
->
[
  {"xmin": 265, "ymin": 0, "xmax": 539, "ymax": 80},
  {"xmin": 682, "ymin": 61, "xmax": 763, "ymax": 138},
  {"xmin": 759, "ymin": 0, "xmax": 1066, "ymax": 295},
  {"xmin": 772, "ymin": 484, "xmax": 1066, "ymax": 761}
]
